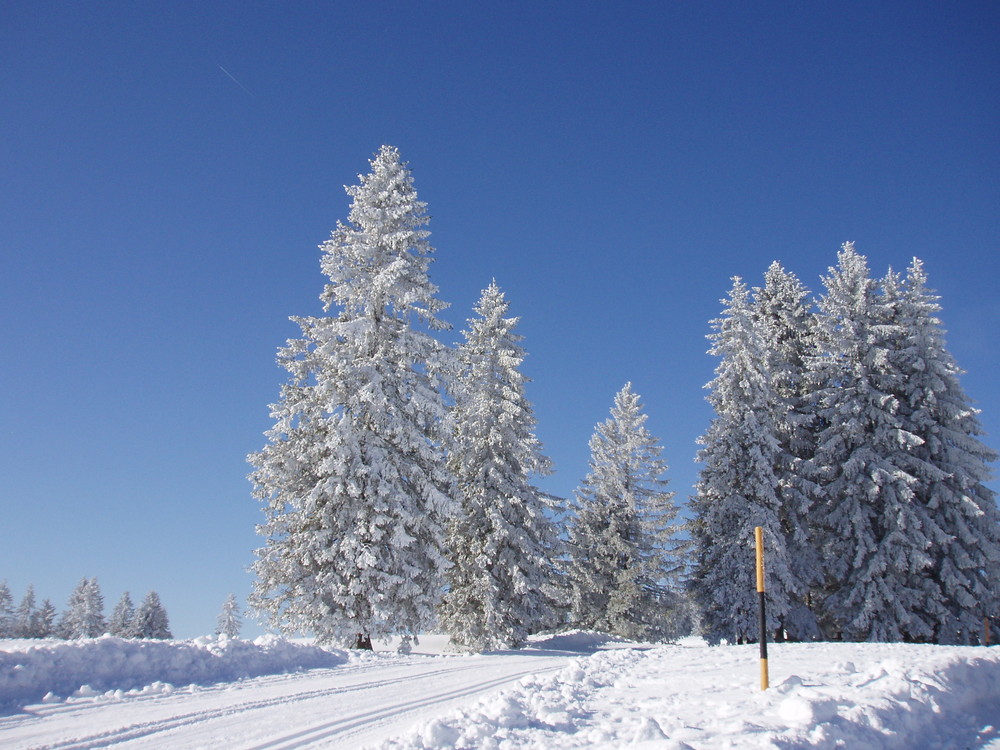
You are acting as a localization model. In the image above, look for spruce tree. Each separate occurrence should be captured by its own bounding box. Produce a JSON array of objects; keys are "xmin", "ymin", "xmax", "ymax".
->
[
  {"xmin": 134, "ymin": 591, "xmax": 172, "ymax": 639},
  {"xmin": 35, "ymin": 599, "xmax": 57, "ymax": 638},
  {"xmin": 438, "ymin": 282, "xmax": 557, "ymax": 651},
  {"xmin": 250, "ymin": 146, "xmax": 454, "ymax": 648},
  {"xmin": 751, "ymin": 262, "xmax": 823, "ymax": 637},
  {"xmin": 217, "ymin": 593, "xmax": 243, "ymax": 638},
  {"xmin": 60, "ymin": 578, "xmax": 106, "ymax": 639},
  {"xmin": 566, "ymin": 383, "xmax": 684, "ymax": 641},
  {"xmin": 14, "ymin": 585, "xmax": 37, "ymax": 638},
  {"xmin": 109, "ymin": 592, "xmax": 137, "ymax": 638},
  {"xmin": 808, "ymin": 244, "xmax": 942, "ymax": 641},
  {"xmin": 893, "ymin": 258, "xmax": 1000, "ymax": 642},
  {"xmin": 689, "ymin": 278, "xmax": 805, "ymax": 644},
  {"xmin": 0, "ymin": 581, "xmax": 13, "ymax": 637}
]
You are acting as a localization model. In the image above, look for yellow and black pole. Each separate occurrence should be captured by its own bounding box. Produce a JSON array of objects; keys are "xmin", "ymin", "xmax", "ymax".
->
[{"xmin": 755, "ymin": 526, "xmax": 769, "ymax": 690}]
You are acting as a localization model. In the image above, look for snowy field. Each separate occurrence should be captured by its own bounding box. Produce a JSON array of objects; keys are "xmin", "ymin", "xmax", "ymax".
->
[{"xmin": 2, "ymin": 632, "xmax": 999, "ymax": 749}]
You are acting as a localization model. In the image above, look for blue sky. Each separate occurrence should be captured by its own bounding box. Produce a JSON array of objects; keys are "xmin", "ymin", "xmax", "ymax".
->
[{"xmin": 2, "ymin": 1, "xmax": 998, "ymax": 639}]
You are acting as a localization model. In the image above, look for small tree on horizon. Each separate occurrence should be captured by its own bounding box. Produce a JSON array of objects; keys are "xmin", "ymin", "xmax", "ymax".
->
[
  {"xmin": 0, "ymin": 581, "xmax": 15, "ymax": 637},
  {"xmin": 217, "ymin": 593, "xmax": 243, "ymax": 638},
  {"xmin": 109, "ymin": 592, "xmax": 137, "ymax": 638},
  {"xmin": 14, "ymin": 585, "xmax": 37, "ymax": 638},
  {"xmin": 60, "ymin": 578, "xmax": 106, "ymax": 639},
  {"xmin": 133, "ymin": 591, "xmax": 172, "ymax": 639},
  {"xmin": 35, "ymin": 599, "xmax": 57, "ymax": 638}
]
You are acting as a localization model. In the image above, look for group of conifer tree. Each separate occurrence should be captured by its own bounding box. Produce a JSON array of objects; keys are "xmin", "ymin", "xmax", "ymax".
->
[
  {"xmin": 250, "ymin": 146, "xmax": 997, "ymax": 651},
  {"xmin": 690, "ymin": 247, "xmax": 1000, "ymax": 645},
  {"xmin": 0, "ymin": 579, "xmax": 172, "ymax": 640},
  {"xmin": 249, "ymin": 146, "xmax": 686, "ymax": 651}
]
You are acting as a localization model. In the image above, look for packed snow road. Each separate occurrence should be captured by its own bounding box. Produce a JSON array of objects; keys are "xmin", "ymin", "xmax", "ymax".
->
[
  {"xmin": 1, "ymin": 648, "xmax": 572, "ymax": 749},
  {"xmin": 6, "ymin": 633, "xmax": 1000, "ymax": 748}
]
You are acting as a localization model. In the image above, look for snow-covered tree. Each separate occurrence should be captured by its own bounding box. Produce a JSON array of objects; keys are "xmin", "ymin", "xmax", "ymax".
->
[
  {"xmin": 0, "ymin": 581, "xmax": 13, "ymax": 637},
  {"xmin": 60, "ymin": 577, "xmax": 106, "ymax": 639},
  {"xmin": 109, "ymin": 592, "xmax": 137, "ymax": 638},
  {"xmin": 250, "ymin": 146, "xmax": 455, "ymax": 648},
  {"xmin": 689, "ymin": 278, "xmax": 808, "ymax": 644},
  {"xmin": 889, "ymin": 258, "xmax": 1000, "ymax": 642},
  {"xmin": 134, "ymin": 591, "xmax": 172, "ymax": 639},
  {"xmin": 566, "ymin": 383, "xmax": 685, "ymax": 641},
  {"xmin": 35, "ymin": 599, "xmax": 57, "ymax": 638},
  {"xmin": 14, "ymin": 584, "xmax": 37, "ymax": 638},
  {"xmin": 217, "ymin": 593, "xmax": 243, "ymax": 638},
  {"xmin": 438, "ymin": 282, "xmax": 558, "ymax": 651},
  {"xmin": 808, "ymin": 244, "xmax": 944, "ymax": 642},
  {"xmin": 751, "ymin": 262, "xmax": 823, "ymax": 637}
]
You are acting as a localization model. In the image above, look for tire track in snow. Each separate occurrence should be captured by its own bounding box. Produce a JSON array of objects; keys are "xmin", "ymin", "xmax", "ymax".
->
[
  {"xmin": 20, "ymin": 663, "xmax": 489, "ymax": 749},
  {"xmin": 20, "ymin": 659, "xmax": 565, "ymax": 749},
  {"xmin": 245, "ymin": 664, "xmax": 564, "ymax": 749}
]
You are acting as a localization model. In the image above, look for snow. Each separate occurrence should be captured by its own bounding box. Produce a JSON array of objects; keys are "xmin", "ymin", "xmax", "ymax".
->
[
  {"xmin": 0, "ymin": 634, "xmax": 347, "ymax": 711},
  {"xmin": 2, "ymin": 632, "xmax": 999, "ymax": 749}
]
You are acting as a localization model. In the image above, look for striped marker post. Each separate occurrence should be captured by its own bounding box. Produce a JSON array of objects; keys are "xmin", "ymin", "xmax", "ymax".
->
[{"xmin": 755, "ymin": 526, "xmax": 769, "ymax": 690}]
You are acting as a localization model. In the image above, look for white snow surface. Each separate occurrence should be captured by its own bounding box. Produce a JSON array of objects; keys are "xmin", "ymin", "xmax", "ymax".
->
[{"xmin": 2, "ymin": 632, "xmax": 999, "ymax": 749}]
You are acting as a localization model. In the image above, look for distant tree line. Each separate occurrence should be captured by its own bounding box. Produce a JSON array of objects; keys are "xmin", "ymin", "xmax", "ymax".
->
[
  {"xmin": 249, "ymin": 147, "xmax": 997, "ymax": 651},
  {"xmin": 0, "ymin": 578, "xmax": 172, "ymax": 640}
]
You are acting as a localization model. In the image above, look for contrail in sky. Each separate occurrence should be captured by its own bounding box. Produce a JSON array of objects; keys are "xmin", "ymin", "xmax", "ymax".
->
[{"xmin": 219, "ymin": 65, "xmax": 253, "ymax": 96}]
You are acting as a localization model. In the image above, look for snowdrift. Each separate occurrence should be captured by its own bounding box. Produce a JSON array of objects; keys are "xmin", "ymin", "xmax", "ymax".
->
[
  {"xmin": 382, "ymin": 640, "xmax": 1000, "ymax": 749},
  {"xmin": 0, "ymin": 634, "xmax": 347, "ymax": 712}
]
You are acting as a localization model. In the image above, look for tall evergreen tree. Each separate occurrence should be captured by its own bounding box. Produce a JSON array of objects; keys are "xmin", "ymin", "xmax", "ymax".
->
[
  {"xmin": 892, "ymin": 258, "xmax": 1000, "ymax": 642},
  {"xmin": 438, "ymin": 282, "xmax": 557, "ymax": 651},
  {"xmin": 751, "ymin": 262, "xmax": 823, "ymax": 637},
  {"xmin": 109, "ymin": 592, "xmax": 137, "ymax": 638},
  {"xmin": 250, "ymin": 146, "xmax": 455, "ymax": 648},
  {"xmin": 60, "ymin": 577, "xmax": 106, "ymax": 639},
  {"xmin": 689, "ymin": 278, "xmax": 806, "ymax": 644},
  {"xmin": 134, "ymin": 591, "xmax": 172, "ymax": 639},
  {"xmin": 566, "ymin": 383, "xmax": 684, "ymax": 641},
  {"xmin": 808, "ymin": 244, "xmax": 942, "ymax": 641},
  {"xmin": 217, "ymin": 593, "xmax": 243, "ymax": 638}
]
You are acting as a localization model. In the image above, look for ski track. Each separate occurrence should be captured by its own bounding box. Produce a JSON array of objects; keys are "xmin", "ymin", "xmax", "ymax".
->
[{"xmin": 4, "ymin": 654, "xmax": 570, "ymax": 750}]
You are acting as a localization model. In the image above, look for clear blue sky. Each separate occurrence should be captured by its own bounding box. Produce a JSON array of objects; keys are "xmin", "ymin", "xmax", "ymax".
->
[{"xmin": 2, "ymin": 1, "xmax": 998, "ymax": 639}]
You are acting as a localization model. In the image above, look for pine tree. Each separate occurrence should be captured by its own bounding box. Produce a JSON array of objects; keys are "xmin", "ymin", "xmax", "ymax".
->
[
  {"xmin": 60, "ymin": 578, "xmax": 106, "ymax": 639},
  {"xmin": 109, "ymin": 592, "xmax": 137, "ymax": 638},
  {"xmin": 0, "ymin": 581, "xmax": 13, "ymax": 637},
  {"xmin": 891, "ymin": 258, "xmax": 1000, "ymax": 642},
  {"xmin": 689, "ymin": 278, "xmax": 806, "ymax": 644},
  {"xmin": 438, "ymin": 282, "xmax": 558, "ymax": 651},
  {"xmin": 566, "ymin": 383, "xmax": 685, "ymax": 641},
  {"xmin": 34, "ymin": 599, "xmax": 57, "ymax": 638},
  {"xmin": 216, "ymin": 593, "xmax": 243, "ymax": 638},
  {"xmin": 808, "ymin": 244, "xmax": 942, "ymax": 641},
  {"xmin": 250, "ymin": 146, "xmax": 455, "ymax": 648},
  {"xmin": 751, "ymin": 262, "xmax": 823, "ymax": 637},
  {"xmin": 14, "ymin": 585, "xmax": 37, "ymax": 638},
  {"xmin": 134, "ymin": 591, "xmax": 172, "ymax": 639}
]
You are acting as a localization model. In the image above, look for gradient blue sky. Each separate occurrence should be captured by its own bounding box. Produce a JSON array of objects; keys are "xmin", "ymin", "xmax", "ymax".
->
[{"xmin": 2, "ymin": 1, "xmax": 998, "ymax": 639}]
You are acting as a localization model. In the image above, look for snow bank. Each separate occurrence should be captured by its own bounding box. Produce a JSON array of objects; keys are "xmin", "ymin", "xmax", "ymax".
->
[
  {"xmin": 526, "ymin": 630, "xmax": 634, "ymax": 653},
  {"xmin": 379, "ymin": 641, "xmax": 1000, "ymax": 749},
  {"xmin": 0, "ymin": 634, "xmax": 347, "ymax": 712}
]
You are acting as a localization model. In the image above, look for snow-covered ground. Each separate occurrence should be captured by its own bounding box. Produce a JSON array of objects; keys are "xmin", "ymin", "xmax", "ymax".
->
[{"xmin": 2, "ymin": 632, "xmax": 999, "ymax": 749}]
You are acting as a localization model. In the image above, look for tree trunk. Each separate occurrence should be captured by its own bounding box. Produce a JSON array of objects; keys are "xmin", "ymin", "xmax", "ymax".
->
[{"xmin": 354, "ymin": 632, "xmax": 373, "ymax": 650}]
